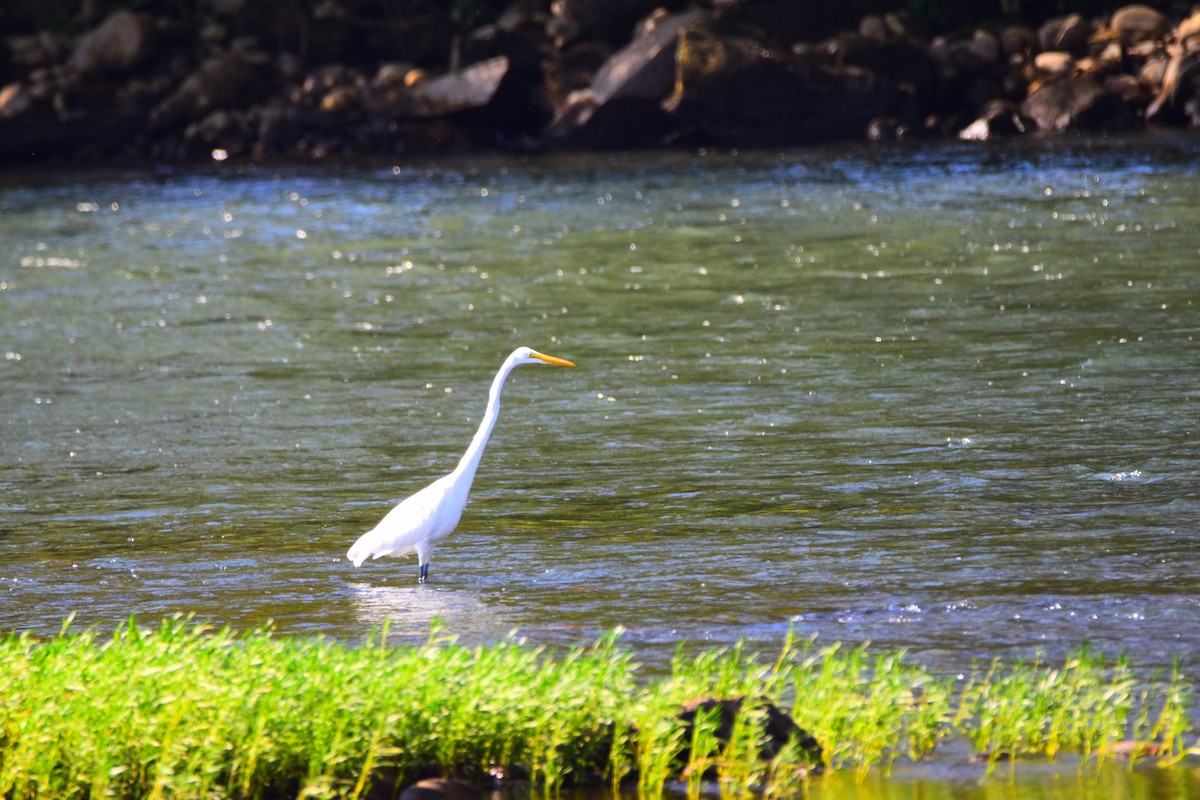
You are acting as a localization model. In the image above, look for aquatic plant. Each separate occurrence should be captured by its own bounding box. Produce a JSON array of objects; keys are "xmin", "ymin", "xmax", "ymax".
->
[
  {"xmin": 954, "ymin": 647, "xmax": 1195, "ymax": 771},
  {"xmin": 0, "ymin": 617, "xmax": 1193, "ymax": 799}
]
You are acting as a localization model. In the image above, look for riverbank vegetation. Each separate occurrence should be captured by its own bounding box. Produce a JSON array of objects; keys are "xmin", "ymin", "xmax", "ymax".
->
[{"xmin": 0, "ymin": 617, "xmax": 1194, "ymax": 799}]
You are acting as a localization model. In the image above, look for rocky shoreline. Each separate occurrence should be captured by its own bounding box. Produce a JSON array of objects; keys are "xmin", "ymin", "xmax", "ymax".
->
[{"xmin": 2, "ymin": 2, "xmax": 1200, "ymax": 164}]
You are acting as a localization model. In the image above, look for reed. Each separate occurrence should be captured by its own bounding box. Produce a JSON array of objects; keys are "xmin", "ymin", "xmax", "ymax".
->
[
  {"xmin": 953, "ymin": 647, "xmax": 1195, "ymax": 772},
  {"xmin": 0, "ymin": 617, "xmax": 1193, "ymax": 799}
]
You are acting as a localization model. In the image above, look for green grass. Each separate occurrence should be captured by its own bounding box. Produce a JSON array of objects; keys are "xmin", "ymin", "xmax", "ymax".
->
[{"xmin": 0, "ymin": 618, "xmax": 1194, "ymax": 799}]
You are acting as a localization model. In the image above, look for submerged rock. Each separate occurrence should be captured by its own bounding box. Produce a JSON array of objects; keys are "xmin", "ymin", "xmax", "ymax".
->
[
  {"xmin": 677, "ymin": 696, "xmax": 823, "ymax": 769},
  {"xmin": 396, "ymin": 777, "xmax": 483, "ymax": 800}
]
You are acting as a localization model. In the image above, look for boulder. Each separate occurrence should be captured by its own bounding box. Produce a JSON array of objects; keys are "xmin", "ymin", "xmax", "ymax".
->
[
  {"xmin": 833, "ymin": 35, "xmax": 939, "ymax": 118},
  {"xmin": 1039, "ymin": 14, "xmax": 1092, "ymax": 56},
  {"xmin": 677, "ymin": 696, "xmax": 823, "ymax": 769},
  {"xmin": 663, "ymin": 26, "xmax": 901, "ymax": 144},
  {"xmin": 1000, "ymin": 25, "xmax": 1038, "ymax": 58},
  {"xmin": 1178, "ymin": 11, "xmax": 1200, "ymax": 47},
  {"xmin": 374, "ymin": 57, "xmax": 508, "ymax": 118},
  {"xmin": 591, "ymin": 10, "xmax": 704, "ymax": 106},
  {"xmin": 1146, "ymin": 50, "xmax": 1200, "ymax": 124},
  {"xmin": 544, "ymin": 10, "xmax": 702, "ymax": 147},
  {"xmin": 1110, "ymin": 5, "xmax": 1171, "ymax": 44},
  {"xmin": 543, "ymin": 87, "xmax": 676, "ymax": 147},
  {"xmin": 958, "ymin": 99, "xmax": 1033, "ymax": 139},
  {"xmin": 541, "ymin": 40, "xmax": 612, "ymax": 110},
  {"xmin": 1021, "ymin": 75, "xmax": 1136, "ymax": 131},
  {"xmin": 69, "ymin": 11, "xmax": 158, "ymax": 76},
  {"xmin": 148, "ymin": 50, "xmax": 272, "ymax": 132},
  {"xmin": 1105, "ymin": 73, "xmax": 1151, "ymax": 109},
  {"xmin": 1033, "ymin": 51, "xmax": 1075, "ymax": 76}
]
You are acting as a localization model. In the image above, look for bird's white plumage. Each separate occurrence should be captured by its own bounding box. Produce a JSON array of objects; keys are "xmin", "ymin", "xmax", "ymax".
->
[
  {"xmin": 346, "ymin": 473, "xmax": 460, "ymax": 565},
  {"xmin": 346, "ymin": 346, "xmax": 574, "ymax": 581}
]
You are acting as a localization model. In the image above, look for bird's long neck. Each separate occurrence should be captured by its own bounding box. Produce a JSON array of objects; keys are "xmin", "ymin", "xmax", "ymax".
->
[{"xmin": 451, "ymin": 356, "xmax": 518, "ymax": 485}]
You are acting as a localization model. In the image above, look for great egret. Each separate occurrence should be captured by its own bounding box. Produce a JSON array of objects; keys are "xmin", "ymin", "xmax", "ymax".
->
[{"xmin": 346, "ymin": 347, "xmax": 575, "ymax": 582}]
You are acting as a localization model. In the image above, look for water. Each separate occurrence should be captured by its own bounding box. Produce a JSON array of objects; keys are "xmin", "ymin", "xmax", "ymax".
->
[{"xmin": 2, "ymin": 139, "xmax": 1198, "ymax": 714}]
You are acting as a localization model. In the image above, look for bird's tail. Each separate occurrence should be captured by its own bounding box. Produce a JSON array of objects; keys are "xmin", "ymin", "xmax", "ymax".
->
[{"xmin": 347, "ymin": 541, "xmax": 371, "ymax": 567}]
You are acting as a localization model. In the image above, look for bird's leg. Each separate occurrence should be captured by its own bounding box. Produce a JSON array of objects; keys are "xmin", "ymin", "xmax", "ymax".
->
[{"xmin": 416, "ymin": 541, "xmax": 432, "ymax": 583}]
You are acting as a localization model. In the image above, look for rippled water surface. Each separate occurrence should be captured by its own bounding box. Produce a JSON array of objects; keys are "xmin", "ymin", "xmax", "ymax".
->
[{"xmin": 2, "ymin": 139, "xmax": 1198, "ymax": 686}]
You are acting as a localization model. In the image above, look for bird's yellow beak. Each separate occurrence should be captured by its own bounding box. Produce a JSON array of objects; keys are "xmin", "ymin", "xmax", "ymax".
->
[{"xmin": 532, "ymin": 352, "xmax": 575, "ymax": 367}]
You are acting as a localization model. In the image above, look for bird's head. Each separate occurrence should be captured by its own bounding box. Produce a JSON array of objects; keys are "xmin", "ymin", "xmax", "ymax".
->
[{"xmin": 512, "ymin": 347, "xmax": 575, "ymax": 367}]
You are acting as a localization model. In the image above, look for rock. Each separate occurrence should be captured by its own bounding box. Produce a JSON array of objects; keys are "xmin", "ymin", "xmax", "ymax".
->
[
  {"xmin": 1021, "ymin": 75, "xmax": 1136, "ymax": 131},
  {"xmin": 69, "ymin": 11, "xmax": 158, "ymax": 76},
  {"xmin": 1101, "ymin": 740, "xmax": 1166, "ymax": 757},
  {"xmin": 1034, "ymin": 51, "xmax": 1075, "ymax": 76},
  {"xmin": 398, "ymin": 778, "xmax": 483, "ymax": 800},
  {"xmin": 1139, "ymin": 54, "xmax": 1170, "ymax": 87},
  {"xmin": 549, "ymin": 0, "xmax": 663, "ymax": 46},
  {"xmin": 1000, "ymin": 25, "xmax": 1038, "ymax": 58},
  {"xmin": 966, "ymin": 30, "xmax": 1000, "ymax": 67},
  {"xmin": 541, "ymin": 40, "xmax": 612, "ymax": 110},
  {"xmin": 884, "ymin": 12, "xmax": 912, "ymax": 40},
  {"xmin": 591, "ymin": 9, "xmax": 703, "ymax": 105},
  {"xmin": 371, "ymin": 62, "xmax": 415, "ymax": 93},
  {"xmin": 866, "ymin": 115, "xmax": 934, "ymax": 140},
  {"xmin": 663, "ymin": 25, "xmax": 901, "ymax": 144},
  {"xmin": 1110, "ymin": 5, "xmax": 1171, "ymax": 44},
  {"xmin": 945, "ymin": 30, "xmax": 1001, "ymax": 74},
  {"xmin": 185, "ymin": 108, "xmax": 241, "ymax": 147},
  {"xmin": 544, "ymin": 86, "xmax": 675, "ymax": 147},
  {"xmin": 1146, "ymin": 50, "xmax": 1200, "ymax": 124},
  {"xmin": 10, "ymin": 33, "xmax": 71, "ymax": 70},
  {"xmin": 835, "ymin": 35, "xmax": 939, "ymax": 114},
  {"xmin": 1038, "ymin": 17, "xmax": 1065, "ymax": 52},
  {"xmin": 1096, "ymin": 42, "xmax": 1124, "ymax": 64},
  {"xmin": 320, "ymin": 85, "xmax": 361, "ymax": 115},
  {"xmin": 544, "ymin": 9, "xmax": 702, "ymax": 147},
  {"xmin": 0, "ymin": 82, "xmax": 32, "ymax": 119},
  {"xmin": 277, "ymin": 52, "xmax": 305, "ymax": 82},
  {"xmin": 1043, "ymin": 13, "xmax": 1092, "ymax": 56},
  {"xmin": 1126, "ymin": 40, "xmax": 1162, "ymax": 61},
  {"xmin": 927, "ymin": 36, "xmax": 953, "ymax": 72},
  {"xmin": 1179, "ymin": 12, "xmax": 1200, "ymax": 46},
  {"xmin": 677, "ymin": 696, "xmax": 823, "ymax": 769},
  {"xmin": 859, "ymin": 15, "xmax": 888, "ymax": 44},
  {"xmin": 404, "ymin": 68, "xmax": 430, "ymax": 87},
  {"xmin": 377, "ymin": 56, "xmax": 510, "ymax": 118},
  {"xmin": 148, "ymin": 50, "xmax": 272, "ymax": 132},
  {"xmin": 958, "ymin": 99, "xmax": 1033, "ymax": 139},
  {"xmin": 1105, "ymin": 73, "xmax": 1150, "ymax": 108},
  {"xmin": 866, "ymin": 116, "xmax": 903, "ymax": 140}
]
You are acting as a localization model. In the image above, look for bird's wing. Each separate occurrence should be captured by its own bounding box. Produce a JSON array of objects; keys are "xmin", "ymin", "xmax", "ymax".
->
[{"xmin": 347, "ymin": 475, "xmax": 458, "ymax": 564}]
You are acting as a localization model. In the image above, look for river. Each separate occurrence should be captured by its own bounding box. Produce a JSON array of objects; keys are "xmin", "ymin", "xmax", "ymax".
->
[{"xmin": 1, "ymin": 136, "xmax": 1198, "ymax": 795}]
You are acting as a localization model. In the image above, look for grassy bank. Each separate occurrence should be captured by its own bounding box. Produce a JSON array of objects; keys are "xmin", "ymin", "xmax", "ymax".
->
[{"xmin": 0, "ymin": 618, "xmax": 1194, "ymax": 799}]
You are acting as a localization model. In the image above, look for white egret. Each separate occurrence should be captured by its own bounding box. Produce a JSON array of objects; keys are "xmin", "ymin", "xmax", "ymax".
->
[{"xmin": 346, "ymin": 347, "xmax": 575, "ymax": 582}]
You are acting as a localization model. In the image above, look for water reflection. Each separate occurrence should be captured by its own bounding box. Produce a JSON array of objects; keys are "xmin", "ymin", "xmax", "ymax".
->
[
  {"xmin": 348, "ymin": 580, "xmax": 510, "ymax": 643},
  {"xmin": 807, "ymin": 761, "xmax": 1200, "ymax": 800}
]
